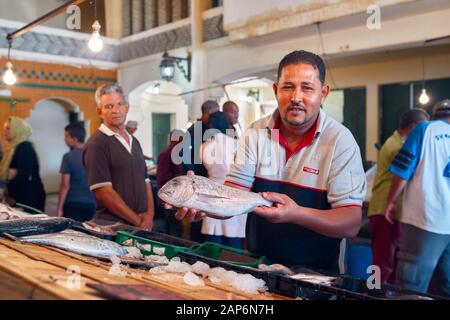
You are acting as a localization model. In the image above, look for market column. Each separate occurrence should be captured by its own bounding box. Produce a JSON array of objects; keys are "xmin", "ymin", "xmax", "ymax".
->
[{"xmin": 189, "ymin": 0, "xmax": 207, "ymax": 121}]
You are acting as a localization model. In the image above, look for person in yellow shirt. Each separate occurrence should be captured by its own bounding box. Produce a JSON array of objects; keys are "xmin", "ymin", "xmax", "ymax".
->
[{"xmin": 368, "ymin": 108, "xmax": 429, "ymax": 284}]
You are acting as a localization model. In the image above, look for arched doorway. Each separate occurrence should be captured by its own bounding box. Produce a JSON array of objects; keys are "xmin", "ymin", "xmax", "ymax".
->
[
  {"xmin": 27, "ymin": 98, "xmax": 85, "ymax": 193},
  {"xmin": 217, "ymin": 77, "xmax": 276, "ymax": 131},
  {"xmin": 128, "ymin": 81, "xmax": 189, "ymax": 158}
]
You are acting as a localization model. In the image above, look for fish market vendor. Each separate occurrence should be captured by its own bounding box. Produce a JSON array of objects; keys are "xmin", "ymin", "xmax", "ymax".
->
[
  {"xmin": 173, "ymin": 50, "xmax": 366, "ymax": 272},
  {"xmin": 83, "ymin": 84, "xmax": 155, "ymax": 230}
]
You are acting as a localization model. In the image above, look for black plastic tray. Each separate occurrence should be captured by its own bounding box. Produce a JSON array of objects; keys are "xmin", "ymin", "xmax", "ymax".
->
[
  {"xmin": 330, "ymin": 276, "xmax": 446, "ymax": 300},
  {"xmin": 178, "ymin": 251, "xmax": 337, "ymax": 300},
  {"xmin": 127, "ymin": 230, "xmax": 200, "ymax": 249}
]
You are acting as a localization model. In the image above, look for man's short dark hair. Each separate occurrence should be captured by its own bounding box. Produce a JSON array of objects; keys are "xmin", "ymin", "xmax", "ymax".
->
[
  {"xmin": 432, "ymin": 99, "xmax": 450, "ymax": 119},
  {"xmin": 277, "ymin": 50, "xmax": 326, "ymax": 85},
  {"xmin": 65, "ymin": 122, "xmax": 86, "ymax": 143},
  {"xmin": 223, "ymin": 101, "xmax": 238, "ymax": 111},
  {"xmin": 399, "ymin": 108, "xmax": 430, "ymax": 129},
  {"xmin": 201, "ymin": 100, "xmax": 220, "ymax": 115}
]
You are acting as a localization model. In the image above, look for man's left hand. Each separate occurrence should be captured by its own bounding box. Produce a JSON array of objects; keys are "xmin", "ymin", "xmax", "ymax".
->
[{"xmin": 253, "ymin": 192, "xmax": 298, "ymax": 223}]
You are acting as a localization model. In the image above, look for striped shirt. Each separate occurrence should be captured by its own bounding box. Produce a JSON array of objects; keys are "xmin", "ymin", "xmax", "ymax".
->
[{"xmin": 389, "ymin": 120, "xmax": 450, "ymax": 234}]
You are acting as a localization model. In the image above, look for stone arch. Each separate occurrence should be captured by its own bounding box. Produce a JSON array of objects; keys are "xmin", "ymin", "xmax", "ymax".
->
[
  {"xmin": 128, "ymin": 80, "xmax": 189, "ymax": 157},
  {"xmin": 215, "ymin": 76, "xmax": 276, "ymax": 130},
  {"xmin": 27, "ymin": 97, "xmax": 84, "ymax": 194}
]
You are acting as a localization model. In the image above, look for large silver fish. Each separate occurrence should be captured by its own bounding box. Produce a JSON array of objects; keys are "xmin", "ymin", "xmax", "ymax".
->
[
  {"xmin": 158, "ymin": 175, "xmax": 273, "ymax": 218},
  {"xmin": 18, "ymin": 230, "xmax": 127, "ymax": 258}
]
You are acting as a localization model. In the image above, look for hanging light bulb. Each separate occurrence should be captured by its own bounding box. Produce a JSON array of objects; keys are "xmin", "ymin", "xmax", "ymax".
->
[
  {"xmin": 88, "ymin": 20, "xmax": 103, "ymax": 52},
  {"xmin": 3, "ymin": 40, "xmax": 17, "ymax": 86},
  {"xmin": 418, "ymin": 52, "xmax": 429, "ymax": 105},
  {"xmin": 3, "ymin": 62, "xmax": 17, "ymax": 86},
  {"xmin": 419, "ymin": 88, "xmax": 430, "ymax": 105}
]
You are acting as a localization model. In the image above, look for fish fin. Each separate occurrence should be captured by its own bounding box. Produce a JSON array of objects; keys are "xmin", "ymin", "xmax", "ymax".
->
[
  {"xmin": 197, "ymin": 193, "xmax": 232, "ymax": 201},
  {"xmin": 205, "ymin": 212, "xmax": 232, "ymax": 220},
  {"xmin": 1, "ymin": 232, "xmax": 22, "ymax": 243}
]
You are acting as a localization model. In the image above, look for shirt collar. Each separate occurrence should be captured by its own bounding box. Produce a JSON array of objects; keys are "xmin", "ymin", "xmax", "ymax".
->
[{"xmin": 99, "ymin": 123, "xmax": 132, "ymax": 140}]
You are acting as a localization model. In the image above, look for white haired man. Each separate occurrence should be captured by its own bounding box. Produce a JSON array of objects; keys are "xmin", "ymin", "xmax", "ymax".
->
[{"xmin": 83, "ymin": 83, "xmax": 155, "ymax": 230}]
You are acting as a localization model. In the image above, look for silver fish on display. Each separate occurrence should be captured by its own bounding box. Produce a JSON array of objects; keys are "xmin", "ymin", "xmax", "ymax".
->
[
  {"xmin": 158, "ymin": 175, "xmax": 273, "ymax": 218},
  {"xmin": 0, "ymin": 217, "xmax": 73, "ymax": 237},
  {"xmin": 19, "ymin": 230, "xmax": 127, "ymax": 258}
]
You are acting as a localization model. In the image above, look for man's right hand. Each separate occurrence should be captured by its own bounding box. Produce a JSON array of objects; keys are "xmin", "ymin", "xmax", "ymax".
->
[
  {"xmin": 164, "ymin": 170, "xmax": 207, "ymax": 223},
  {"xmin": 384, "ymin": 202, "xmax": 397, "ymax": 224}
]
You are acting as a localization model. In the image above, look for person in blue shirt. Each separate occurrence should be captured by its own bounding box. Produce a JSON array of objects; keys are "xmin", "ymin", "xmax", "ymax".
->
[
  {"xmin": 56, "ymin": 122, "xmax": 96, "ymax": 222},
  {"xmin": 385, "ymin": 99, "xmax": 450, "ymax": 297}
]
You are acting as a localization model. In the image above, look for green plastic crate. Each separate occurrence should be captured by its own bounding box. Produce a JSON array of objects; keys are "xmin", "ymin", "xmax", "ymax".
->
[
  {"xmin": 188, "ymin": 242, "xmax": 266, "ymax": 268},
  {"xmin": 115, "ymin": 231, "xmax": 189, "ymax": 259}
]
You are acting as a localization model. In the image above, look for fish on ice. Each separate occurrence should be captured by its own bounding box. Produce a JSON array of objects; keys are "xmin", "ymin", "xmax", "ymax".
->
[{"xmin": 158, "ymin": 175, "xmax": 272, "ymax": 218}]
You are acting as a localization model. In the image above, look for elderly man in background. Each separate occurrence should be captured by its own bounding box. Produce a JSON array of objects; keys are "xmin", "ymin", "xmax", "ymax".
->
[{"xmin": 83, "ymin": 83, "xmax": 154, "ymax": 230}]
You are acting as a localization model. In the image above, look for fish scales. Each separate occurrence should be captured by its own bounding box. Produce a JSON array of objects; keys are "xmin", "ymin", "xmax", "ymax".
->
[
  {"xmin": 158, "ymin": 175, "xmax": 272, "ymax": 218},
  {"xmin": 19, "ymin": 230, "xmax": 127, "ymax": 258},
  {"xmin": 0, "ymin": 217, "xmax": 73, "ymax": 237}
]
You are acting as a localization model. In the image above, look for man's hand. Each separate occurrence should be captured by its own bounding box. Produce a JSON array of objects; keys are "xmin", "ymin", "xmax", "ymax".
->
[
  {"xmin": 138, "ymin": 213, "xmax": 153, "ymax": 231},
  {"xmin": 253, "ymin": 192, "xmax": 298, "ymax": 224},
  {"xmin": 164, "ymin": 170, "xmax": 207, "ymax": 223},
  {"xmin": 384, "ymin": 202, "xmax": 397, "ymax": 224}
]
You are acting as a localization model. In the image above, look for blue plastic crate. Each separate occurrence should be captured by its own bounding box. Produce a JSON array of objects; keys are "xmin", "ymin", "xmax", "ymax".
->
[{"xmin": 345, "ymin": 238, "xmax": 372, "ymax": 280}]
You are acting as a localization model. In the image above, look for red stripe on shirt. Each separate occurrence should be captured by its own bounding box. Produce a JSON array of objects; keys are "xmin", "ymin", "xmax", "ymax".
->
[{"xmin": 224, "ymin": 180, "xmax": 251, "ymax": 190}]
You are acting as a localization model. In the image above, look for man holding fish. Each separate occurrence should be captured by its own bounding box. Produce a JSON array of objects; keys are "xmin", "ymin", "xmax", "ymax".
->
[
  {"xmin": 167, "ymin": 50, "xmax": 366, "ymax": 272},
  {"xmin": 83, "ymin": 84, "xmax": 155, "ymax": 231}
]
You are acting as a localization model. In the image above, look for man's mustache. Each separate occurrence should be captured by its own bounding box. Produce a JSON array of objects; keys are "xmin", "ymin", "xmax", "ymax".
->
[{"xmin": 287, "ymin": 103, "xmax": 306, "ymax": 111}]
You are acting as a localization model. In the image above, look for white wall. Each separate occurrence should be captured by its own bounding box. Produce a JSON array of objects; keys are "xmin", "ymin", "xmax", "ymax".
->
[
  {"xmin": 28, "ymin": 99, "xmax": 70, "ymax": 194},
  {"xmin": 223, "ymin": 0, "xmax": 417, "ymax": 40}
]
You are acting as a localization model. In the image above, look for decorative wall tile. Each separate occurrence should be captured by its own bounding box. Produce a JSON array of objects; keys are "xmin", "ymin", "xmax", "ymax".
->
[
  {"xmin": 0, "ymin": 14, "xmax": 226, "ymax": 64},
  {"xmin": 144, "ymin": 0, "xmax": 158, "ymax": 30},
  {"xmin": 132, "ymin": 0, "xmax": 145, "ymax": 34},
  {"xmin": 157, "ymin": 0, "xmax": 173, "ymax": 26}
]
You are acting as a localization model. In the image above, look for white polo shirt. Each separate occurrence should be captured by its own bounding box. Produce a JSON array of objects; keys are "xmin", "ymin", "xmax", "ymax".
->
[{"xmin": 225, "ymin": 109, "xmax": 366, "ymax": 270}]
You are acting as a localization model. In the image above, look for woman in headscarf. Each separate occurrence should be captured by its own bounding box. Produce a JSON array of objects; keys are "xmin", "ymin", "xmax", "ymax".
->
[
  {"xmin": 1, "ymin": 117, "xmax": 46, "ymax": 212},
  {"xmin": 200, "ymin": 111, "xmax": 246, "ymax": 249}
]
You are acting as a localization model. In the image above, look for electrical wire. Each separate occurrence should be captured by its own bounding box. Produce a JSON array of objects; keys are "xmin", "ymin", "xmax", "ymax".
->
[{"xmin": 316, "ymin": 22, "xmax": 337, "ymax": 89}]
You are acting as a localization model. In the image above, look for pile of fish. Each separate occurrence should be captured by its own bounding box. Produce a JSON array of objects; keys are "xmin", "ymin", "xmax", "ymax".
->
[
  {"xmin": 17, "ymin": 230, "xmax": 127, "ymax": 258},
  {"xmin": 158, "ymin": 175, "xmax": 273, "ymax": 218}
]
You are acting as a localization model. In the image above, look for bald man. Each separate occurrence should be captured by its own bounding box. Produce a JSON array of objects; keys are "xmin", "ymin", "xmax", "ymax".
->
[{"xmin": 223, "ymin": 101, "xmax": 241, "ymax": 137}]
